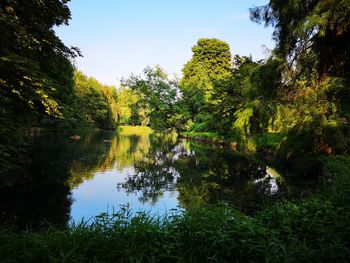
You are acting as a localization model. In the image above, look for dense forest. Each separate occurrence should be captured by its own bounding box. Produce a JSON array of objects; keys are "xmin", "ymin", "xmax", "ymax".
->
[{"xmin": 1, "ymin": 0, "xmax": 350, "ymax": 262}]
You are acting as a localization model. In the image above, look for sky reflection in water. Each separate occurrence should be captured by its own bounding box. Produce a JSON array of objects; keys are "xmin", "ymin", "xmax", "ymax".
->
[{"xmin": 68, "ymin": 128, "xmax": 287, "ymax": 223}]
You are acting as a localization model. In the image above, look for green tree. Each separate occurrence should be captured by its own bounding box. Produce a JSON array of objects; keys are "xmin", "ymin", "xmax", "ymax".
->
[
  {"xmin": 210, "ymin": 55, "xmax": 259, "ymax": 135},
  {"xmin": 122, "ymin": 66, "xmax": 180, "ymax": 131},
  {"xmin": 116, "ymin": 86, "xmax": 148, "ymax": 126},
  {"xmin": 180, "ymin": 38, "xmax": 233, "ymax": 131},
  {"xmin": 250, "ymin": 0, "xmax": 350, "ymax": 155},
  {"xmin": 250, "ymin": 0, "xmax": 350, "ymax": 77},
  {"xmin": 0, "ymin": 0, "xmax": 79, "ymax": 173},
  {"xmin": 73, "ymin": 71, "xmax": 119, "ymax": 129},
  {"xmin": 231, "ymin": 57, "xmax": 284, "ymax": 151}
]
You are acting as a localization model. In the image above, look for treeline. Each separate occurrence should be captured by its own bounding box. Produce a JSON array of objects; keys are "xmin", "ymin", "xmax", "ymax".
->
[
  {"xmin": 0, "ymin": 0, "xmax": 119, "ymax": 173},
  {"xmin": 122, "ymin": 0, "xmax": 350, "ymax": 160},
  {"xmin": 1, "ymin": 0, "xmax": 349, "ymax": 172},
  {"xmin": 37, "ymin": 70, "xmax": 119, "ymax": 130},
  {"xmin": 68, "ymin": 71, "xmax": 118, "ymax": 130}
]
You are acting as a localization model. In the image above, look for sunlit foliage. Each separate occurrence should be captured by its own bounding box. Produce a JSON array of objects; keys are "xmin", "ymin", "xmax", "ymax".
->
[
  {"xmin": 122, "ymin": 66, "xmax": 181, "ymax": 131},
  {"xmin": 73, "ymin": 71, "xmax": 119, "ymax": 129},
  {"xmin": 180, "ymin": 38, "xmax": 233, "ymax": 131}
]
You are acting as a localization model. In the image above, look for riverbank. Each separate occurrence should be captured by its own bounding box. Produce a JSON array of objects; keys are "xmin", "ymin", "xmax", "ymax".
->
[
  {"xmin": 1, "ymin": 155, "xmax": 349, "ymax": 262},
  {"xmin": 117, "ymin": 125, "xmax": 153, "ymax": 136},
  {"xmin": 180, "ymin": 132, "xmax": 238, "ymax": 151},
  {"xmin": 181, "ymin": 131, "xmax": 285, "ymax": 152}
]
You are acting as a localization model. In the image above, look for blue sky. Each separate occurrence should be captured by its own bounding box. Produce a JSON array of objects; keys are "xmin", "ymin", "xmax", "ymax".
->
[{"xmin": 55, "ymin": 0, "xmax": 274, "ymax": 86}]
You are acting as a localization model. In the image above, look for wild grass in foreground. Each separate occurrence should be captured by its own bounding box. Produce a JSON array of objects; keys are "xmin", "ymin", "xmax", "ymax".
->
[{"xmin": 0, "ymin": 200, "xmax": 349, "ymax": 262}]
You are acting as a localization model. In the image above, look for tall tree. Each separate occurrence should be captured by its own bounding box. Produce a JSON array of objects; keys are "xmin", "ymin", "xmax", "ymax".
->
[
  {"xmin": 180, "ymin": 38, "xmax": 233, "ymax": 130},
  {"xmin": 250, "ymin": 0, "xmax": 350, "ymax": 155},
  {"xmin": 123, "ymin": 66, "xmax": 180, "ymax": 131},
  {"xmin": 0, "ymin": 0, "xmax": 79, "ymax": 173}
]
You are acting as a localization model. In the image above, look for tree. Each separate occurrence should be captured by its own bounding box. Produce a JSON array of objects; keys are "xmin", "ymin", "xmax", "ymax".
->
[
  {"xmin": 250, "ymin": 0, "xmax": 350, "ymax": 155},
  {"xmin": 73, "ymin": 71, "xmax": 119, "ymax": 129},
  {"xmin": 250, "ymin": 0, "xmax": 350, "ymax": 78},
  {"xmin": 210, "ymin": 56, "xmax": 260, "ymax": 136},
  {"xmin": 0, "ymin": 0, "xmax": 79, "ymax": 118},
  {"xmin": 0, "ymin": 0, "xmax": 79, "ymax": 173},
  {"xmin": 180, "ymin": 38, "xmax": 233, "ymax": 130},
  {"xmin": 122, "ymin": 66, "xmax": 180, "ymax": 131},
  {"xmin": 116, "ymin": 86, "xmax": 147, "ymax": 126}
]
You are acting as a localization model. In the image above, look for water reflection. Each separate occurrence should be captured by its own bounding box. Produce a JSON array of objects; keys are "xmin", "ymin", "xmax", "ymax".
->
[{"xmin": 0, "ymin": 128, "xmax": 291, "ymax": 228}]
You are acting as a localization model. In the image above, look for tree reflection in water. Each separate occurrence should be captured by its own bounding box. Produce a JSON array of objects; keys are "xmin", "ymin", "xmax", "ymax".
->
[
  {"xmin": 116, "ymin": 135, "xmax": 289, "ymax": 214},
  {"xmin": 0, "ymin": 130, "xmax": 117, "ymax": 229},
  {"xmin": 117, "ymin": 132, "xmax": 180, "ymax": 204}
]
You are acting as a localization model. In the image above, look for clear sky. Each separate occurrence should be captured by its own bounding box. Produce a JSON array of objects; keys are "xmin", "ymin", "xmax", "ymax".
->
[{"xmin": 55, "ymin": 0, "xmax": 274, "ymax": 86}]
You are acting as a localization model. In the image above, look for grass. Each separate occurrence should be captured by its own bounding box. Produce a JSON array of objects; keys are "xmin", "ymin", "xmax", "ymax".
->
[
  {"xmin": 182, "ymin": 132, "xmax": 286, "ymax": 152},
  {"xmin": 117, "ymin": 126, "xmax": 153, "ymax": 136},
  {"xmin": 1, "ymin": 200, "xmax": 349, "ymax": 262},
  {"xmin": 181, "ymin": 132, "xmax": 224, "ymax": 142},
  {"xmin": 256, "ymin": 133, "xmax": 285, "ymax": 150},
  {"xmin": 1, "ymin": 156, "xmax": 349, "ymax": 262}
]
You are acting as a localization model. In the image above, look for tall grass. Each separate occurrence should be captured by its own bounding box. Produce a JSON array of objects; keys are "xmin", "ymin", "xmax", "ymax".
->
[{"xmin": 1, "ymin": 200, "xmax": 349, "ymax": 262}]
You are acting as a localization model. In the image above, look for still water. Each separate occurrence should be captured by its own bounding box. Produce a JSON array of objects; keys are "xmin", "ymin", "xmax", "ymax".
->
[{"xmin": 0, "ymin": 127, "xmax": 296, "ymax": 228}]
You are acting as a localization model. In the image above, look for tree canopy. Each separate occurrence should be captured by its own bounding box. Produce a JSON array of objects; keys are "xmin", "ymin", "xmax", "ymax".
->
[
  {"xmin": 250, "ymin": 0, "xmax": 350, "ymax": 77},
  {"xmin": 122, "ymin": 66, "xmax": 180, "ymax": 131}
]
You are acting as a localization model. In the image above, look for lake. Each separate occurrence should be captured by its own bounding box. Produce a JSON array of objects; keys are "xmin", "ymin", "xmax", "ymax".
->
[{"xmin": 0, "ymin": 127, "xmax": 303, "ymax": 229}]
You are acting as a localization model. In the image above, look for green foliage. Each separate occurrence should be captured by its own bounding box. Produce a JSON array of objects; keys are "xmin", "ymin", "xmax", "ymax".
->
[
  {"xmin": 181, "ymin": 38, "xmax": 232, "ymax": 99},
  {"xmin": 117, "ymin": 126, "xmax": 153, "ymax": 136},
  {"xmin": 250, "ymin": 0, "xmax": 350, "ymax": 77},
  {"xmin": 256, "ymin": 133, "xmax": 284, "ymax": 150},
  {"xmin": 0, "ymin": 0, "xmax": 78, "ymax": 118},
  {"xmin": 182, "ymin": 132, "xmax": 222, "ymax": 141},
  {"xmin": 1, "ymin": 191, "xmax": 349, "ymax": 263},
  {"xmin": 209, "ymin": 56, "xmax": 258, "ymax": 135},
  {"xmin": 180, "ymin": 38, "xmax": 233, "ymax": 131},
  {"xmin": 0, "ymin": 0, "xmax": 79, "ymax": 173},
  {"xmin": 257, "ymin": 198, "xmax": 350, "ymax": 262},
  {"xmin": 116, "ymin": 86, "xmax": 148, "ymax": 126},
  {"xmin": 247, "ymin": 1, "xmax": 350, "ymax": 155},
  {"xmin": 278, "ymin": 77, "xmax": 350, "ymax": 156},
  {"xmin": 321, "ymin": 156, "xmax": 350, "ymax": 207},
  {"xmin": 123, "ymin": 66, "xmax": 180, "ymax": 131},
  {"xmin": 72, "ymin": 71, "xmax": 119, "ymax": 129}
]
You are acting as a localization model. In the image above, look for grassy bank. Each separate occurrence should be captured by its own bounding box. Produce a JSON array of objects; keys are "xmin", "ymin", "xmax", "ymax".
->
[
  {"xmin": 117, "ymin": 126, "xmax": 153, "ymax": 136},
  {"xmin": 181, "ymin": 132, "xmax": 229, "ymax": 145},
  {"xmin": 1, "ymin": 156, "xmax": 349, "ymax": 262},
  {"xmin": 181, "ymin": 132, "xmax": 286, "ymax": 152}
]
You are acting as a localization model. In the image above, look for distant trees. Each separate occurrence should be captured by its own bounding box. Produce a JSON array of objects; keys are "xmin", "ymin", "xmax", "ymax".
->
[
  {"xmin": 115, "ymin": 87, "xmax": 141, "ymax": 126},
  {"xmin": 72, "ymin": 71, "xmax": 119, "ymax": 129},
  {"xmin": 122, "ymin": 66, "xmax": 181, "ymax": 131}
]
